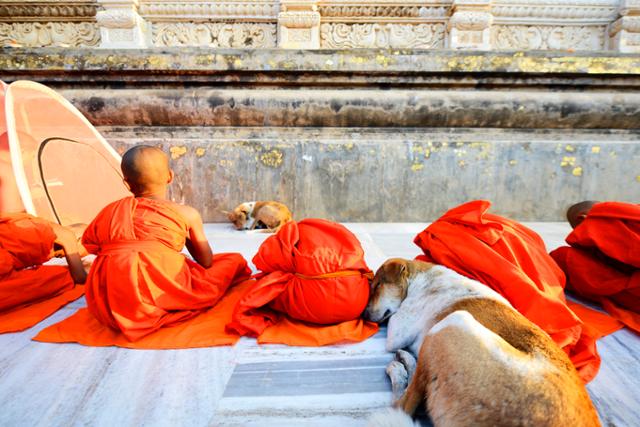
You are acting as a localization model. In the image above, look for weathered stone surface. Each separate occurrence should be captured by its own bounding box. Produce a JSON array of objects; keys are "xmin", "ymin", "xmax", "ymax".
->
[
  {"xmin": 103, "ymin": 127, "xmax": 640, "ymax": 222},
  {"xmin": 2, "ymin": 48, "xmax": 637, "ymax": 221},
  {"xmin": 2, "ymin": 47, "xmax": 640, "ymax": 77},
  {"xmin": 57, "ymin": 88, "xmax": 640, "ymax": 129}
]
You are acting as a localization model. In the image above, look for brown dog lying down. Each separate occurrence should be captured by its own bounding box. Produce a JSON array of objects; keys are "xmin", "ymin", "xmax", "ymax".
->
[
  {"xmin": 365, "ymin": 258, "xmax": 600, "ymax": 427},
  {"xmin": 227, "ymin": 201, "xmax": 292, "ymax": 233}
]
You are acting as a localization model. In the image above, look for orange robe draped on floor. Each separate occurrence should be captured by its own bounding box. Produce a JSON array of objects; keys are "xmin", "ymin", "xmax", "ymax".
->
[
  {"xmin": 550, "ymin": 202, "xmax": 640, "ymax": 334},
  {"xmin": 0, "ymin": 213, "xmax": 83, "ymax": 333},
  {"xmin": 226, "ymin": 219, "xmax": 378, "ymax": 346},
  {"xmin": 414, "ymin": 200, "xmax": 604, "ymax": 382},
  {"xmin": 38, "ymin": 197, "xmax": 251, "ymax": 343}
]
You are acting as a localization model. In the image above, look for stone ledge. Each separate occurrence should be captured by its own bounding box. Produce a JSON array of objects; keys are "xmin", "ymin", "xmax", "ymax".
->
[
  {"xmin": 2, "ymin": 48, "xmax": 640, "ymax": 76},
  {"xmin": 58, "ymin": 88, "xmax": 640, "ymax": 129}
]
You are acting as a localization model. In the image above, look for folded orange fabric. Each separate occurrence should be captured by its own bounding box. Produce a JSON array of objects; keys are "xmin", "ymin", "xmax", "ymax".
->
[
  {"xmin": 227, "ymin": 218, "xmax": 378, "ymax": 346},
  {"xmin": 82, "ymin": 196, "xmax": 251, "ymax": 341},
  {"xmin": 33, "ymin": 279, "xmax": 254, "ymax": 348},
  {"xmin": 414, "ymin": 200, "xmax": 600, "ymax": 382},
  {"xmin": 550, "ymin": 202, "xmax": 640, "ymax": 334},
  {"xmin": 0, "ymin": 213, "xmax": 82, "ymax": 333}
]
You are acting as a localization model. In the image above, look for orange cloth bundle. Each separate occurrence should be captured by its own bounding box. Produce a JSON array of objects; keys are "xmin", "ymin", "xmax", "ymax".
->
[
  {"xmin": 55, "ymin": 196, "xmax": 250, "ymax": 342},
  {"xmin": 0, "ymin": 213, "xmax": 83, "ymax": 333},
  {"xmin": 414, "ymin": 200, "xmax": 602, "ymax": 382},
  {"xmin": 226, "ymin": 218, "xmax": 378, "ymax": 345},
  {"xmin": 551, "ymin": 202, "xmax": 640, "ymax": 334}
]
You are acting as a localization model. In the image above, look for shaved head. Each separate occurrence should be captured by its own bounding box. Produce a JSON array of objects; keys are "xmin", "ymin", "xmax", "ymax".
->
[
  {"xmin": 567, "ymin": 201, "xmax": 599, "ymax": 229},
  {"xmin": 121, "ymin": 145, "xmax": 172, "ymax": 196}
]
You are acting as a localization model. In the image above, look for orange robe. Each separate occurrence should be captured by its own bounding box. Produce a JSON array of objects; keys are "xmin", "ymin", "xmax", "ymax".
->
[
  {"xmin": 0, "ymin": 213, "xmax": 83, "ymax": 333},
  {"xmin": 81, "ymin": 197, "xmax": 251, "ymax": 342},
  {"xmin": 551, "ymin": 202, "xmax": 640, "ymax": 333},
  {"xmin": 414, "ymin": 200, "xmax": 601, "ymax": 382},
  {"xmin": 226, "ymin": 219, "xmax": 378, "ymax": 345}
]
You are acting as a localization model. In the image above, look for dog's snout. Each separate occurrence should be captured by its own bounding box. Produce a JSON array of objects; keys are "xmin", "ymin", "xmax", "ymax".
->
[
  {"xmin": 383, "ymin": 309, "xmax": 392, "ymax": 320},
  {"xmin": 362, "ymin": 308, "xmax": 371, "ymax": 321}
]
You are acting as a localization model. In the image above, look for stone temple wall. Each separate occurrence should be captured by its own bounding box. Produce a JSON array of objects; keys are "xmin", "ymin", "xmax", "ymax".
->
[
  {"xmin": 0, "ymin": 2, "xmax": 638, "ymax": 222},
  {"xmin": 1, "ymin": 0, "xmax": 639, "ymax": 52}
]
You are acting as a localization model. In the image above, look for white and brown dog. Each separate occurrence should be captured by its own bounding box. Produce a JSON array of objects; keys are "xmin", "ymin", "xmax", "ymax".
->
[
  {"xmin": 226, "ymin": 201, "xmax": 292, "ymax": 233},
  {"xmin": 365, "ymin": 258, "xmax": 600, "ymax": 427}
]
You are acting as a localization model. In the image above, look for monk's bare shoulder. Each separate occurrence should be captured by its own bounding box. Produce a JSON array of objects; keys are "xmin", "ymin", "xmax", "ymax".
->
[{"xmin": 165, "ymin": 201, "xmax": 203, "ymax": 229}]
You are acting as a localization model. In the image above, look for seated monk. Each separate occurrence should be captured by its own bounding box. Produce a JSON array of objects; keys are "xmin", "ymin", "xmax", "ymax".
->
[
  {"xmin": 82, "ymin": 145, "xmax": 251, "ymax": 341},
  {"xmin": 413, "ymin": 200, "xmax": 601, "ymax": 382},
  {"xmin": 0, "ymin": 213, "xmax": 87, "ymax": 333},
  {"xmin": 551, "ymin": 201, "xmax": 639, "ymax": 333},
  {"xmin": 226, "ymin": 218, "xmax": 377, "ymax": 345}
]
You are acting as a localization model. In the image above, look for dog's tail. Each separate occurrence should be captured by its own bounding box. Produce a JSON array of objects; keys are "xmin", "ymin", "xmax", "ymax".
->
[{"xmin": 366, "ymin": 408, "xmax": 419, "ymax": 427}]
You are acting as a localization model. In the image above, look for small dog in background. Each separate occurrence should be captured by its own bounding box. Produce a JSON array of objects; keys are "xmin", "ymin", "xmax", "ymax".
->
[{"xmin": 226, "ymin": 201, "xmax": 292, "ymax": 233}]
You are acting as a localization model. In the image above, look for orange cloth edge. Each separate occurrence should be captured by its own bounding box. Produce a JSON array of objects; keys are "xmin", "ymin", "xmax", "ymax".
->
[
  {"xmin": 257, "ymin": 317, "xmax": 379, "ymax": 346},
  {"xmin": 566, "ymin": 300, "xmax": 624, "ymax": 339},
  {"xmin": 0, "ymin": 285, "xmax": 84, "ymax": 334},
  {"xmin": 32, "ymin": 280, "xmax": 253, "ymax": 349}
]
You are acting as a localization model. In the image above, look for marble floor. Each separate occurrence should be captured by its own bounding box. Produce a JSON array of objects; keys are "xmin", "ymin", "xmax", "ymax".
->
[{"xmin": 0, "ymin": 223, "xmax": 638, "ymax": 427}]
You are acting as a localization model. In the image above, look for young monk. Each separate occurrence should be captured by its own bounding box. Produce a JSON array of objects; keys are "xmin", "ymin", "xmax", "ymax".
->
[
  {"xmin": 551, "ymin": 201, "xmax": 639, "ymax": 333},
  {"xmin": 0, "ymin": 213, "xmax": 87, "ymax": 333},
  {"xmin": 82, "ymin": 145, "xmax": 250, "ymax": 341},
  {"xmin": 413, "ymin": 200, "xmax": 600, "ymax": 382}
]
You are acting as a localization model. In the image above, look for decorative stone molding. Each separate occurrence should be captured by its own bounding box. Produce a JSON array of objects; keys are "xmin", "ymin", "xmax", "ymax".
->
[
  {"xmin": 317, "ymin": 1, "xmax": 451, "ymax": 22},
  {"xmin": 609, "ymin": 0, "xmax": 640, "ymax": 52},
  {"xmin": 152, "ymin": 22, "xmax": 276, "ymax": 47},
  {"xmin": 448, "ymin": 0, "xmax": 493, "ymax": 49},
  {"xmin": 320, "ymin": 22, "xmax": 445, "ymax": 48},
  {"xmin": 492, "ymin": 0, "xmax": 618, "ymax": 24},
  {"xmin": 0, "ymin": 0, "xmax": 634, "ymax": 51},
  {"xmin": 278, "ymin": 1, "xmax": 321, "ymax": 48},
  {"xmin": 492, "ymin": 24, "xmax": 606, "ymax": 50},
  {"xmin": 96, "ymin": 0, "xmax": 150, "ymax": 47},
  {"xmin": 0, "ymin": 2, "xmax": 98, "ymax": 22},
  {"xmin": 139, "ymin": 0, "xmax": 278, "ymax": 22},
  {"xmin": 0, "ymin": 22, "xmax": 100, "ymax": 47}
]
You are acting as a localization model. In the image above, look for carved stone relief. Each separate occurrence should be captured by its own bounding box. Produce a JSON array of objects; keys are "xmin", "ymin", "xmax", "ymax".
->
[
  {"xmin": 320, "ymin": 23, "xmax": 445, "ymax": 48},
  {"xmin": 0, "ymin": 22, "xmax": 100, "ymax": 47},
  {"xmin": 491, "ymin": 24, "xmax": 606, "ymax": 50},
  {"xmin": 152, "ymin": 22, "xmax": 277, "ymax": 47}
]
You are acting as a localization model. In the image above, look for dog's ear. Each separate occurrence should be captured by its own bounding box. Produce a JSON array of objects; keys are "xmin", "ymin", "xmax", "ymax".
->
[{"xmin": 378, "ymin": 258, "xmax": 408, "ymax": 282}]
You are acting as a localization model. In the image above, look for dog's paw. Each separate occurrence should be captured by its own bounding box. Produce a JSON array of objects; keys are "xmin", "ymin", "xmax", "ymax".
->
[
  {"xmin": 386, "ymin": 360, "xmax": 409, "ymax": 401},
  {"xmin": 395, "ymin": 349, "xmax": 417, "ymax": 380},
  {"xmin": 366, "ymin": 408, "xmax": 419, "ymax": 427}
]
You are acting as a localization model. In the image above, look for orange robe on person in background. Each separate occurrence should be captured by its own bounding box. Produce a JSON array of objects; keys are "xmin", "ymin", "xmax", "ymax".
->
[
  {"xmin": 79, "ymin": 196, "xmax": 251, "ymax": 342},
  {"xmin": 0, "ymin": 213, "xmax": 83, "ymax": 333},
  {"xmin": 226, "ymin": 219, "xmax": 378, "ymax": 346},
  {"xmin": 551, "ymin": 202, "xmax": 640, "ymax": 334},
  {"xmin": 413, "ymin": 200, "xmax": 608, "ymax": 383}
]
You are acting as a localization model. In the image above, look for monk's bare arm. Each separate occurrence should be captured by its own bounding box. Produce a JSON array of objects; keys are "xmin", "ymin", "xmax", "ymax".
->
[
  {"xmin": 176, "ymin": 205, "xmax": 213, "ymax": 268},
  {"xmin": 50, "ymin": 223, "xmax": 88, "ymax": 284}
]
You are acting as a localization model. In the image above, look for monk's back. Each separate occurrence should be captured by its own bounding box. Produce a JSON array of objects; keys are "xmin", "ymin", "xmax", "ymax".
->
[{"xmin": 85, "ymin": 197, "xmax": 188, "ymax": 252}]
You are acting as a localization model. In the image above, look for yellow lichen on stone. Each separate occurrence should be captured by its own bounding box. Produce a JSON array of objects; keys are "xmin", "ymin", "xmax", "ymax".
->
[
  {"xmin": 195, "ymin": 148, "xmax": 206, "ymax": 157},
  {"xmin": 218, "ymin": 159, "xmax": 233, "ymax": 168},
  {"xmin": 509, "ymin": 159, "xmax": 517, "ymax": 166},
  {"xmin": 411, "ymin": 163, "xmax": 424, "ymax": 172},
  {"xmin": 170, "ymin": 146, "xmax": 187, "ymax": 159},
  {"xmin": 260, "ymin": 149, "xmax": 284, "ymax": 168},
  {"xmin": 561, "ymin": 156, "xmax": 576, "ymax": 167},
  {"xmin": 565, "ymin": 145, "xmax": 575, "ymax": 152},
  {"xmin": 572, "ymin": 167, "xmax": 583, "ymax": 176},
  {"xmin": 458, "ymin": 160, "xmax": 466, "ymax": 168},
  {"xmin": 591, "ymin": 146, "xmax": 601, "ymax": 154},
  {"xmin": 636, "ymin": 175, "xmax": 640, "ymax": 183}
]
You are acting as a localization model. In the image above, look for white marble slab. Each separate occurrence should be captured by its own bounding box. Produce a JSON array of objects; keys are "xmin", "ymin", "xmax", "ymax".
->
[{"xmin": 0, "ymin": 222, "xmax": 636, "ymax": 427}]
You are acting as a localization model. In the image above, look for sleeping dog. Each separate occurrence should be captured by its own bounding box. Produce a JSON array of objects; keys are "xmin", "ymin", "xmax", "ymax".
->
[
  {"xmin": 227, "ymin": 201, "xmax": 292, "ymax": 233},
  {"xmin": 365, "ymin": 258, "xmax": 600, "ymax": 427}
]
